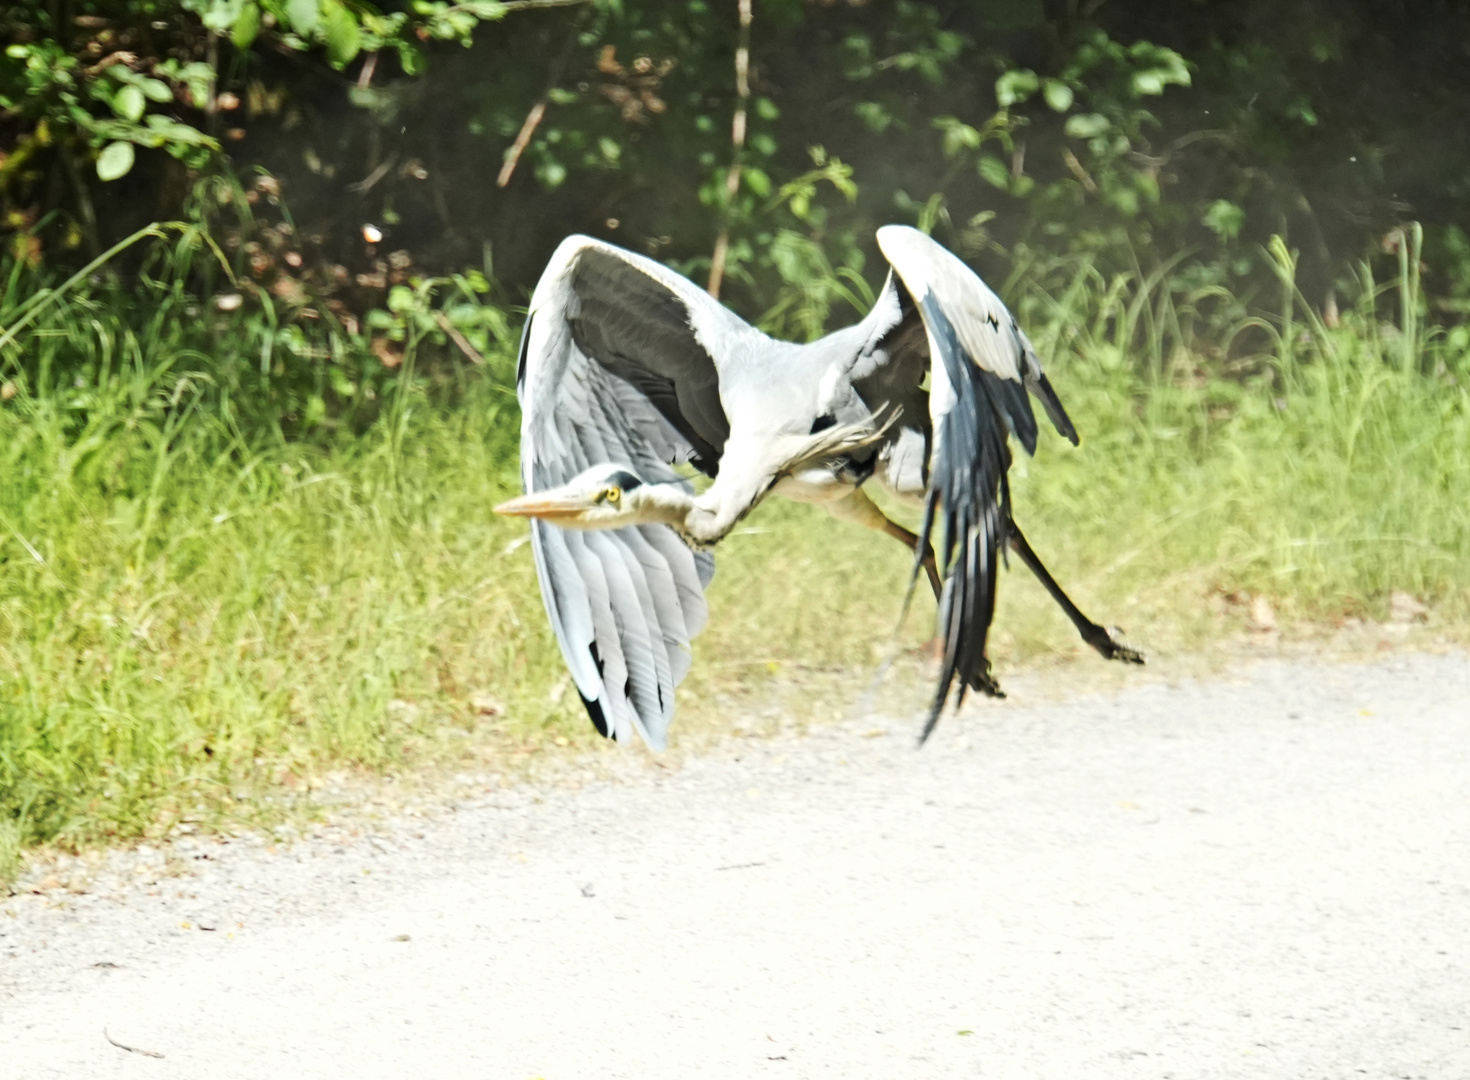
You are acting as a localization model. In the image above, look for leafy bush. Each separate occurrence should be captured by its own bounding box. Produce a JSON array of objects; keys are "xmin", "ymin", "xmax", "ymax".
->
[{"xmin": 5, "ymin": 1, "xmax": 1470, "ymax": 348}]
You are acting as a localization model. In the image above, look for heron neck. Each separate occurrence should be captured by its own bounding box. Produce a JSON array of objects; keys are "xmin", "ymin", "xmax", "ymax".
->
[{"xmin": 628, "ymin": 483, "xmax": 701, "ymax": 528}]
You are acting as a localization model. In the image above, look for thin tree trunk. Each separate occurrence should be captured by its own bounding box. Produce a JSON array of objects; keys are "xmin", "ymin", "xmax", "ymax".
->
[{"xmin": 707, "ymin": 0, "xmax": 752, "ymax": 299}]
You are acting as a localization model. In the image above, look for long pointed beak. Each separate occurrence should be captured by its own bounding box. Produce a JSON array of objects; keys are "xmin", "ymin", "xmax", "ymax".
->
[{"xmin": 493, "ymin": 489, "xmax": 593, "ymax": 522}]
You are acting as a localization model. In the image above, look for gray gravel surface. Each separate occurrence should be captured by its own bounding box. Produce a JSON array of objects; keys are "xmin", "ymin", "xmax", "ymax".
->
[{"xmin": 2, "ymin": 652, "xmax": 1469, "ymax": 1079}]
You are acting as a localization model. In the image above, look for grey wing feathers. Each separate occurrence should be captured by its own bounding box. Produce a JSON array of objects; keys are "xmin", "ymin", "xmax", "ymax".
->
[
  {"xmin": 875, "ymin": 225, "xmax": 1078, "ymax": 451},
  {"xmin": 519, "ymin": 236, "xmax": 736, "ymax": 749}
]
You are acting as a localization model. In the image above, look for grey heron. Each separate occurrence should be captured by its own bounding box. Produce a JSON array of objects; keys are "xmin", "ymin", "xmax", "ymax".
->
[{"xmin": 495, "ymin": 225, "xmax": 1142, "ymax": 748}]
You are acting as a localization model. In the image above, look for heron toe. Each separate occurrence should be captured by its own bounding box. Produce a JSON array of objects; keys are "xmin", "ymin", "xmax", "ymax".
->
[{"xmin": 1088, "ymin": 625, "xmax": 1145, "ymax": 665}]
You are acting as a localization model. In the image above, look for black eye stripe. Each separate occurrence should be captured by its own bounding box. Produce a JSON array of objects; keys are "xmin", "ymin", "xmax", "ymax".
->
[{"xmin": 605, "ymin": 470, "xmax": 642, "ymax": 491}]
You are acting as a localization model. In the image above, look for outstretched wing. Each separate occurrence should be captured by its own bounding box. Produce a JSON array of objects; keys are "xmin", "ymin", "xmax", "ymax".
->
[
  {"xmin": 868, "ymin": 225, "xmax": 1079, "ymax": 740},
  {"xmin": 518, "ymin": 236, "xmax": 754, "ymax": 749}
]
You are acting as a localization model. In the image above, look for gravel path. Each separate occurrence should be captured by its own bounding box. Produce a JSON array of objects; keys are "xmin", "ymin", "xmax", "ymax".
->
[{"xmin": 3, "ymin": 652, "xmax": 1469, "ymax": 1079}]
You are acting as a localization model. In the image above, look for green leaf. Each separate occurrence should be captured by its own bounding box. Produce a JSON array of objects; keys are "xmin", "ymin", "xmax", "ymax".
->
[
  {"xmin": 977, "ymin": 154, "xmax": 1010, "ymax": 190},
  {"xmin": 113, "ymin": 85, "xmax": 146, "ymax": 123},
  {"xmin": 143, "ymin": 114, "xmax": 220, "ymax": 147},
  {"xmin": 285, "ymin": 0, "xmax": 321, "ymax": 37},
  {"xmin": 1064, "ymin": 112, "xmax": 1110, "ymax": 139},
  {"xmin": 1108, "ymin": 186, "xmax": 1140, "ymax": 216},
  {"xmin": 1132, "ymin": 71, "xmax": 1164, "ymax": 96},
  {"xmin": 1042, "ymin": 79, "xmax": 1073, "ymax": 112},
  {"xmin": 197, "ymin": 0, "xmax": 242, "ymax": 33},
  {"xmin": 322, "ymin": 0, "xmax": 362, "ymax": 68},
  {"xmin": 1202, "ymin": 199, "xmax": 1245, "ymax": 241},
  {"xmin": 232, "ymin": 1, "xmax": 261, "ymax": 49},
  {"xmin": 140, "ymin": 78, "xmax": 174, "ymax": 103},
  {"xmin": 933, "ymin": 116, "xmax": 981, "ymax": 158},
  {"xmin": 386, "ymin": 286, "xmax": 415, "ymax": 314},
  {"xmin": 396, "ymin": 41, "xmax": 425, "ymax": 76},
  {"xmin": 96, "ymin": 141, "xmax": 135, "ymax": 182},
  {"xmin": 995, "ymin": 68, "xmax": 1039, "ymax": 107},
  {"xmin": 854, "ymin": 102, "xmax": 892, "ymax": 134},
  {"xmin": 169, "ymin": 62, "xmax": 217, "ymax": 107},
  {"xmin": 467, "ymin": 1, "xmax": 509, "ymax": 18},
  {"xmin": 304, "ymin": 394, "xmax": 326, "ymax": 427}
]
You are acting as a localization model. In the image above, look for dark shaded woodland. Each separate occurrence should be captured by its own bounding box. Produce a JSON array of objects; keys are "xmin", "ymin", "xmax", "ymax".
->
[{"xmin": 4, "ymin": 1, "xmax": 1469, "ymax": 361}]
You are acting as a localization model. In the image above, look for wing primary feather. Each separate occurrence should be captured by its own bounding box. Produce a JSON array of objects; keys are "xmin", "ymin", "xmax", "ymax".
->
[
  {"xmin": 515, "ymin": 311, "xmax": 535, "ymax": 388},
  {"xmin": 562, "ymin": 530, "xmax": 636, "ymax": 742},
  {"xmin": 1029, "ymin": 369, "xmax": 1080, "ymax": 446},
  {"xmin": 982, "ymin": 363, "xmax": 1038, "ymax": 456},
  {"xmin": 528, "ymin": 520, "xmax": 602, "ymax": 698},
  {"xmin": 608, "ymin": 525, "xmax": 683, "ymax": 734},
  {"xmin": 582, "ymin": 531, "xmax": 664, "ymax": 746},
  {"xmin": 916, "ymin": 293, "xmax": 1013, "ymax": 744},
  {"xmin": 579, "ymin": 643, "xmax": 610, "ymax": 738}
]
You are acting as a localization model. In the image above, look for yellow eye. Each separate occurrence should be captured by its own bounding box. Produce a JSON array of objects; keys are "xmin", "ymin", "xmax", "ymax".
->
[{"xmin": 605, "ymin": 487, "xmax": 620, "ymax": 504}]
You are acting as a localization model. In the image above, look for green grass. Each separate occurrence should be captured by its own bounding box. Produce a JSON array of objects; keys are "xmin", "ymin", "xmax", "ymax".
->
[
  {"xmin": 2, "ymin": 228, "xmax": 1469, "ymax": 876},
  {"xmin": 1004, "ymin": 228, "xmax": 1470, "ymax": 634},
  {"xmin": 0, "ymin": 369, "xmax": 565, "ymax": 850}
]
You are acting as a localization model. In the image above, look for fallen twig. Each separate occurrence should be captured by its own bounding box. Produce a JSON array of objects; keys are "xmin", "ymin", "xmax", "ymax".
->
[
  {"xmin": 434, "ymin": 311, "xmax": 485, "ymax": 364},
  {"xmin": 1062, "ymin": 147, "xmax": 1098, "ymax": 193},
  {"xmin": 349, "ymin": 155, "xmax": 397, "ymax": 194},
  {"xmin": 497, "ymin": 101, "xmax": 547, "ymax": 188},
  {"xmin": 104, "ymin": 1028, "xmax": 164, "ymax": 1059},
  {"xmin": 497, "ymin": 15, "xmax": 584, "ymax": 189},
  {"xmin": 356, "ymin": 51, "xmax": 379, "ymax": 91}
]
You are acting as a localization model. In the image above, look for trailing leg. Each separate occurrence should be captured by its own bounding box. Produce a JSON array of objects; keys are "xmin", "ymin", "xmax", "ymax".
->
[
  {"xmin": 824, "ymin": 488, "xmax": 942, "ymax": 599},
  {"xmin": 1005, "ymin": 518, "xmax": 1144, "ymax": 664}
]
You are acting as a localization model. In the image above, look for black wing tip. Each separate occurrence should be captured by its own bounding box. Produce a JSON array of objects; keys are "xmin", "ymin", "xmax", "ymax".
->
[
  {"xmin": 579, "ymin": 690, "xmax": 611, "ymax": 739},
  {"xmin": 1051, "ymin": 404, "xmax": 1081, "ymax": 447},
  {"xmin": 1034, "ymin": 372, "xmax": 1081, "ymax": 446},
  {"xmin": 917, "ymin": 662, "xmax": 1006, "ymax": 745},
  {"xmin": 917, "ymin": 677, "xmax": 956, "ymax": 745}
]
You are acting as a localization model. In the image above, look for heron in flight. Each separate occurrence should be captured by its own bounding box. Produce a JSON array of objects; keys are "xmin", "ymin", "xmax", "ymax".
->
[{"xmin": 496, "ymin": 226, "xmax": 1142, "ymax": 748}]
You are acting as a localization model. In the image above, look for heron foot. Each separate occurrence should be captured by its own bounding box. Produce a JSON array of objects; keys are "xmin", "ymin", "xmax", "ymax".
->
[
  {"xmin": 974, "ymin": 677, "xmax": 1006, "ymax": 699},
  {"xmin": 969, "ymin": 661, "xmax": 1005, "ymax": 698},
  {"xmin": 1084, "ymin": 624, "xmax": 1145, "ymax": 665}
]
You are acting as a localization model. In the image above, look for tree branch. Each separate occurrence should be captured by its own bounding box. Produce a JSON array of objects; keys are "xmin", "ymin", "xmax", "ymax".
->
[{"xmin": 707, "ymin": 0, "xmax": 752, "ymax": 300}]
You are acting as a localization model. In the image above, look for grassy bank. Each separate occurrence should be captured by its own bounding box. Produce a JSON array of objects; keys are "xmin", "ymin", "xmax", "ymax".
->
[{"xmin": 2, "ymin": 234, "xmax": 1469, "ymax": 877}]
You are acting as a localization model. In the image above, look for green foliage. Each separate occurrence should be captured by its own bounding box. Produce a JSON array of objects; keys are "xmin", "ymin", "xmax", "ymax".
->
[
  {"xmin": 0, "ymin": 240, "xmax": 539, "ymax": 849},
  {"xmin": 6, "ymin": 0, "xmax": 1470, "ymax": 353},
  {"xmin": 0, "ymin": 0, "xmax": 584, "ymax": 253},
  {"xmin": 0, "ymin": 34, "xmax": 218, "ymax": 185}
]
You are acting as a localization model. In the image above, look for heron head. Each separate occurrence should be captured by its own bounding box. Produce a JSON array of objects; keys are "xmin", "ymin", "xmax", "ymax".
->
[{"xmin": 494, "ymin": 464, "xmax": 649, "ymax": 529}]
